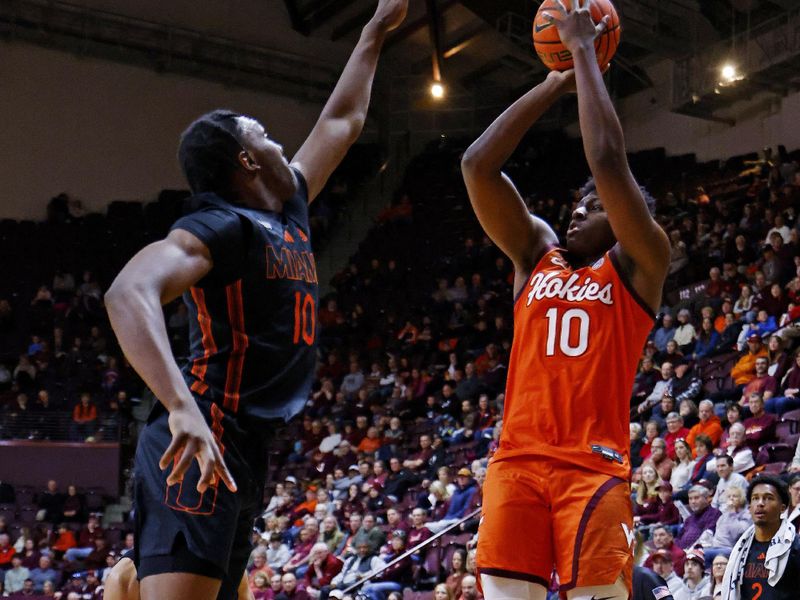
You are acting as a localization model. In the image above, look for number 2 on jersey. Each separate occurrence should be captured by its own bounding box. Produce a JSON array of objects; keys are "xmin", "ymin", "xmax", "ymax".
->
[
  {"xmin": 293, "ymin": 292, "xmax": 315, "ymax": 345},
  {"xmin": 545, "ymin": 308, "xmax": 589, "ymax": 357}
]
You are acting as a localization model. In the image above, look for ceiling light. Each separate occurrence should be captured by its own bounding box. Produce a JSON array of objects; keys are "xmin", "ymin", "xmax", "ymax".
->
[{"xmin": 430, "ymin": 82, "xmax": 445, "ymax": 99}]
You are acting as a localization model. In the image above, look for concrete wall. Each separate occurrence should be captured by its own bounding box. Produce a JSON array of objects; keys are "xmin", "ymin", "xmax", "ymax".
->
[{"xmin": 0, "ymin": 42, "xmax": 326, "ymax": 219}]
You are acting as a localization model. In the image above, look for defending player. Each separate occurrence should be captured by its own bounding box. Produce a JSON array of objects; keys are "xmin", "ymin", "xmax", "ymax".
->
[
  {"xmin": 461, "ymin": 1, "xmax": 670, "ymax": 599},
  {"xmin": 105, "ymin": 2, "xmax": 407, "ymax": 599}
]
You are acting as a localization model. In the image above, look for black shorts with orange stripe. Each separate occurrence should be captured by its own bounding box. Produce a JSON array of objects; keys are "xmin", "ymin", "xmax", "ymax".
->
[{"xmin": 133, "ymin": 399, "xmax": 270, "ymax": 600}]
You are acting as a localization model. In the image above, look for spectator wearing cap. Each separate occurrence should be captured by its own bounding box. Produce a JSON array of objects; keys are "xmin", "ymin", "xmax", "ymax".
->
[
  {"xmin": 425, "ymin": 468, "xmax": 478, "ymax": 534},
  {"xmin": 4, "ymin": 554, "xmax": 30, "ymax": 594},
  {"xmin": 28, "ymin": 554, "xmax": 58, "ymax": 593},
  {"xmin": 304, "ymin": 542, "xmax": 343, "ymax": 600},
  {"xmin": 676, "ymin": 485, "xmax": 722, "ymax": 550},
  {"xmin": 643, "ymin": 526, "xmax": 686, "ymax": 577},
  {"xmin": 637, "ymin": 481, "xmax": 680, "ymax": 529},
  {"xmin": 683, "ymin": 548, "xmax": 710, "ymax": 600},
  {"xmin": 742, "ymin": 392, "xmax": 777, "ymax": 451},
  {"xmin": 361, "ymin": 530, "xmax": 412, "ymax": 600},
  {"xmin": 266, "ymin": 532, "xmax": 292, "ymax": 571},
  {"xmin": 704, "ymin": 485, "xmax": 751, "ymax": 569},
  {"xmin": 711, "ymin": 455, "xmax": 748, "ymax": 510},
  {"xmin": 725, "ymin": 333, "xmax": 768, "ymax": 396},
  {"xmin": 664, "ymin": 412, "xmax": 691, "ymax": 461},
  {"xmin": 649, "ymin": 549, "xmax": 689, "ymax": 600},
  {"xmin": 353, "ymin": 514, "xmax": 385, "ymax": 556},
  {"xmin": 724, "ymin": 423, "xmax": 755, "ymax": 474},
  {"xmin": 685, "ymin": 400, "xmax": 723, "ymax": 456}
]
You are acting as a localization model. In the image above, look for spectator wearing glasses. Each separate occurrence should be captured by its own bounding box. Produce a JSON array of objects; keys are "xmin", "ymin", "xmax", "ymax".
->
[{"xmin": 664, "ymin": 413, "xmax": 691, "ymax": 461}]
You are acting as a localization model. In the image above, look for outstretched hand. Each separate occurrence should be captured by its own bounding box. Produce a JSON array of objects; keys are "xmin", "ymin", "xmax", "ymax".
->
[
  {"xmin": 160, "ymin": 404, "xmax": 237, "ymax": 494},
  {"xmin": 543, "ymin": 0, "xmax": 610, "ymax": 54},
  {"xmin": 373, "ymin": 0, "xmax": 409, "ymax": 33}
]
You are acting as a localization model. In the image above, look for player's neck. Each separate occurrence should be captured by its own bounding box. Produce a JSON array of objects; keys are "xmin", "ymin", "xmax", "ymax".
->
[
  {"xmin": 754, "ymin": 521, "xmax": 780, "ymax": 542},
  {"xmin": 241, "ymin": 187, "xmax": 285, "ymax": 213}
]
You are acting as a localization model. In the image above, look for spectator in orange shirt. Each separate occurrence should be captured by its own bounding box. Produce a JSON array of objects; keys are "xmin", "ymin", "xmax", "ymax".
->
[
  {"xmin": 357, "ymin": 427, "xmax": 382, "ymax": 456},
  {"xmin": 0, "ymin": 533, "xmax": 14, "ymax": 568},
  {"xmin": 70, "ymin": 392, "xmax": 97, "ymax": 441},
  {"xmin": 50, "ymin": 524, "xmax": 77, "ymax": 557},
  {"xmin": 713, "ymin": 334, "xmax": 770, "ymax": 413},
  {"xmin": 685, "ymin": 400, "xmax": 724, "ymax": 456},
  {"xmin": 290, "ymin": 487, "xmax": 319, "ymax": 526}
]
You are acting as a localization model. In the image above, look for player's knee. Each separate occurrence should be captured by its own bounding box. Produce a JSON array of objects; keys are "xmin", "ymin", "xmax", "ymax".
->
[{"xmin": 480, "ymin": 574, "xmax": 547, "ymax": 600}]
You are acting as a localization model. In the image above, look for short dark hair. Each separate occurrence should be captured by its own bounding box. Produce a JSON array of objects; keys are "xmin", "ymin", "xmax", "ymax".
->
[
  {"xmin": 747, "ymin": 474, "xmax": 790, "ymax": 507},
  {"xmin": 694, "ymin": 434, "xmax": 712, "ymax": 451},
  {"xmin": 725, "ymin": 401, "xmax": 742, "ymax": 414},
  {"xmin": 178, "ymin": 109, "xmax": 246, "ymax": 199},
  {"xmin": 716, "ymin": 454, "xmax": 734, "ymax": 467},
  {"xmin": 579, "ymin": 177, "xmax": 657, "ymax": 216}
]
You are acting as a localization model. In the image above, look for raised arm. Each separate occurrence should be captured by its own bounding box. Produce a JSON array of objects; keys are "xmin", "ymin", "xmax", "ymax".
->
[
  {"xmin": 546, "ymin": 0, "xmax": 669, "ymax": 308},
  {"xmin": 105, "ymin": 229, "xmax": 236, "ymax": 493},
  {"xmin": 461, "ymin": 72, "xmax": 571, "ymax": 281},
  {"xmin": 291, "ymin": 0, "xmax": 408, "ymax": 203}
]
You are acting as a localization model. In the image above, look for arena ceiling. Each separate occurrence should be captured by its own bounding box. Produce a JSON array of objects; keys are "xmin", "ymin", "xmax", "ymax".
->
[{"xmin": 1, "ymin": 0, "xmax": 798, "ymax": 123}]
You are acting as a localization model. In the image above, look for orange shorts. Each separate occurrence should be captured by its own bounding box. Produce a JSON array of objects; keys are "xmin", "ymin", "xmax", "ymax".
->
[{"xmin": 476, "ymin": 455, "xmax": 633, "ymax": 594}]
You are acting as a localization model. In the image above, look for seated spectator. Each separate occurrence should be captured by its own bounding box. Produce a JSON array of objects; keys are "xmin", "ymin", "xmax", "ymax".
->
[
  {"xmin": 278, "ymin": 572, "xmax": 310, "ymax": 600},
  {"xmin": 707, "ymin": 554, "xmax": 728, "ymax": 599},
  {"xmin": 36, "ymin": 480, "xmax": 63, "ymax": 524},
  {"xmin": 682, "ymin": 548, "xmax": 710, "ymax": 599},
  {"xmin": 691, "ymin": 317, "xmax": 720, "ymax": 360},
  {"xmin": 266, "ymin": 533, "xmax": 291, "ymax": 572},
  {"xmin": 664, "ymin": 413, "xmax": 691, "ymax": 461},
  {"xmin": 635, "ymin": 481, "xmax": 679, "ymax": 529},
  {"xmin": 670, "ymin": 440, "xmax": 696, "ymax": 492},
  {"xmin": 642, "ymin": 526, "xmax": 686, "ymax": 577},
  {"xmin": 648, "ymin": 438, "xmax": 674, "ymax": 482},
  {"xmin": 259, "ymin": 574, "xmax": 284, "ymax": 600},
  {"xmin": 648, "ymin": 549, "xmax": 689, "ymax": 600},
  {"xmin": 676, "ymin": 485, "xmax": 722, "ymax": 550},
  {"xmin": 70, "ymin": 393, "xmax": 98, "ymax": 441},
  {"xmin": 677, "ymin": 399, "xmax": 700, "ymax": 430},
  {"xmin": 630, "ymin": 423, "xmax": 644, "ymax": 469},
  {"xmin": 711, "ymin": 455, "xmax": 748, "ymax": 510},
  {"xmin": 303, "ymin": 543, "xmax": 342, "ymax": 600},
  {"xmin": 457, "ymin": 574, "xmax": 482, "ymax": 600},
  {"xmin": 703, "ymin": 486, "xmax": 751, "ymax": 568},
  {"xmin": 719, "ymin": 402, "xmax": 744, "ymax": 451},
  {"xmin": 334, "ymin": 514, "xmax": 362, "ymax": 559},
  {"xmin": 50, "ymin": 525, "xmax": 77, "ymax": 557},
  {"xmin": 0, "ymin": 534, "xmax": 15, "ymax": 569},
  {"xmin": 425, "ymin": 468, "xmax": 478, "ymax": 534},
  {"xmin": 402, "ymin": 435, "xmax": 434, "ymax": 472},
  {"xmin": 319, "ymin": 516, "xmax": 344, "ymax": 556},
  {"xmin": 357, "ymin": 428, "xmax": 382, "ymax": 456},
  {"xmin": 4, "ymin": 555, "xmax": 30, "ymax": 594},
  {"xmin": 742, "ymin": 392, "xmax": 777, "ymax": 451},
  {"xmin": 631, "ymin": 357, "xmax": 659, "ymax": 406},
  {"xmin": 657, "ymin": 340, "xmax": 685, "ymax": 368},
  {"xmin": 672, "ymin": 309, "xmax": 696, "ymax": 354},
  {"xmin": 282, "ymin": 527, "xmax": 315, "ymax": 575},
  {"xmin": 765, "ymin": 349, "xmax": 800, "ymax": 415},
  {"xmin": 787, "ymin": 474, "xmax": 800, "ymax": 529},
  {"xmin": 685, "ymin": 400, "xmax": 723, "ymax": 456},
  {"xmin": 638, "ymin": 420, "xmax": 660, "ymax": 462},
  {"xmin": 382, "ymin": 457, "xmax": 419, "ymax": 502},
  {"xmin": 723, "ymin": 422, "xmax": 755, "ymax": 474},
  {"xmin": 739, "ymin": 357, "xmax": 778, "ymax": 411},
  {"xmin": 64, "ymin": 514, "xmax": 102, "ymax": 562},
  {"xmin": 633, "ymin": 462, "xmax": 659, "ymax": 520},
  {"xmin": 60, "ymin": 486, "xmax": 85, "ymax": 523},
  {"xmin": 653, "ymin": 314, "xmax": 676, "ymax": 353},
  {"xmin": 636, "ymin": 363, "xmax": 674, "ymax": 420},
  {"xmin": 249, "ymin": 548, "xmax": 274, "ymax": 588},
  {"xmin": 406, "ymin": 508, "xmax": 432, "ymax": 556},
  {"xmin": 18, "ymin": 539, "xmax": 39, "ymax": 571},
  {"xmin": 353, "ymin": 514, "xmax": 385, "ymax": 556},
  {"xmin": 444, "ymin": 548, "xmax": 468, "ymax": 598},
  {"xmin": 329, "ymin": 541, "xmax": 386, "ymax": 593},
  {"xmin": 722, "ymin": 334, "xmax": 769, "ymax": 402},
  {"xmin": 251, "ymin": 572, "xmax": 271, "ymax": 600},
  {"xmin": 651, "ymin": 393, "xmax": 677, "ymax": 432},
  {"xmin": 434, "ymin": 583, "xmax": 453, "ymax": 600},
  {"xmin": 361, "ymin": 531, "xmax": 412, "ymax": 600}
]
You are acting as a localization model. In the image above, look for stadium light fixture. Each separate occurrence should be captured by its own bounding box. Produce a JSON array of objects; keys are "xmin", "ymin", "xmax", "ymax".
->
[
  {"xmin": 719, "ymin": 63, "xmax": 744, "ymax": 85},
  {"xmin": 430, "ymin": 82, "xmax": 445, "ymax": 99}
]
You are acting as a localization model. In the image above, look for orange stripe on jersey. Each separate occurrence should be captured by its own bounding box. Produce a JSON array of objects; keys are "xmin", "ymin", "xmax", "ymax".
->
[
  {"xmin": 189, "ymin": 287, "xmax": 217, "ymax": 395},
  {"xmin": 224, "ymin": 280, "xmax": 249, "ymax": 413},
  {"xmin": 296, "ymin": 228, "xmax": 308, "ymax": 242},
  {"xmin": 284, "ymin": 230, "xmax": 295, "ymax": 243}
]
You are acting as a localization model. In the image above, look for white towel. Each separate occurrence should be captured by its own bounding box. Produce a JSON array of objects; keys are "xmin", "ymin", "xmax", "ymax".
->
[{"xmin": 721, "ymin": 518, "xmax": 796, "ymax": 600}]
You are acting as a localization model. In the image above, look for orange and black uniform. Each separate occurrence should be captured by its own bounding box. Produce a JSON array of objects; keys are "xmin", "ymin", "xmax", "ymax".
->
[
  {"xmin": 477, "ymin": 247, "xmax": 653, "ymax": 593},
  {"xmin": 134, "ymin": 169, "xmax": 318, "ymax": 600}
]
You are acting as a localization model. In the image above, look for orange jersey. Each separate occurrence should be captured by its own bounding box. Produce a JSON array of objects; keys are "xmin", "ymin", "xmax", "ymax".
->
[{"xmin": 495, "ymin": 247, "xmax": 654, "ymax": 480}]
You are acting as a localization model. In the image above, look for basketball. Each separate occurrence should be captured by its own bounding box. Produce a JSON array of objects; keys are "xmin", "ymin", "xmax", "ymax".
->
[{"xmin": 533, "ymin": 0, "xmax": 621, "ymax": 72}]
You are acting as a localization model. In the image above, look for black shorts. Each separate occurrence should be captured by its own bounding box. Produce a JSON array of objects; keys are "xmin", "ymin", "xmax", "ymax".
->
[{"xmin": 133, "ymin": 400, "xmax": 270, "ymax": 600}]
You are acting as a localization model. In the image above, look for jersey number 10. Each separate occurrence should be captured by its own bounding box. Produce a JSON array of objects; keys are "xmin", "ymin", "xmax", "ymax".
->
[
  {"xmin": 545, "ymin": 308, "xmax": 589, "ymax": 357},
  {"xmin": 293, "ymin": 292, "xmax": 316, "ymax": 346}
]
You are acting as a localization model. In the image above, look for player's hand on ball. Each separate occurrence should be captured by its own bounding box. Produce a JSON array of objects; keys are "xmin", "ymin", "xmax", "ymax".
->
[
  {"xmin": 543, "ymin": 0, "xmax": 610, "ymax": 53},
  {"xmin": 160, "ymin": 403, "xmax": 237, "ymax": 494},
  {"xmin": 374, "ymin": 0, "xmax": 409, "ymax": 33}
]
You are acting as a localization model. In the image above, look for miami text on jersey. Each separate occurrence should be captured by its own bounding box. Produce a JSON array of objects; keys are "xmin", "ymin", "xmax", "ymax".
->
[{"xmin": 266, "ymin": 245, "xmax": 318, "ymax": 283}]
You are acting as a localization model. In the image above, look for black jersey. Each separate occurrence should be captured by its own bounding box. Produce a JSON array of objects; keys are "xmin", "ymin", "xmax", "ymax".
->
[
  {"xmin": 632, "ymin": 567, "xmax": 673, "ymax": 600},
  {"xmin": 171, "ymin": 168, "xmax": 318, "ymax": 426}
]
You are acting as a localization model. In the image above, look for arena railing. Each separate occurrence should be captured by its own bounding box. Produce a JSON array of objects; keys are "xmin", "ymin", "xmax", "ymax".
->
[
  {"xmin": 341, "ymin": 507, "xmax": 482, "ymax": 597},
  {"xmin": 0, "ymin": 411, "xmax": 122, "ymax": 442}
]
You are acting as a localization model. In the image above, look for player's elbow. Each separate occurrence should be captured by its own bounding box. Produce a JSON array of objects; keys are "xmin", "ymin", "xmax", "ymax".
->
[{"xmin": 461, "ymin": 144, "xmax": 486, "ymax": 174}]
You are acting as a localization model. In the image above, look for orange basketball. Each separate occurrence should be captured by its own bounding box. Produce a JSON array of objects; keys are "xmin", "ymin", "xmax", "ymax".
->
[{"xmin": 532, "ymin": 0, "xmax": 621, "ymax": 72}]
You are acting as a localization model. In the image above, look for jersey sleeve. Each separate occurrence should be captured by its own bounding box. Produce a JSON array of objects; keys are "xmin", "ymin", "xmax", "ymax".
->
[{"xmin": 171, "ymin": 208, "xmax": 248, "ymax": 285}]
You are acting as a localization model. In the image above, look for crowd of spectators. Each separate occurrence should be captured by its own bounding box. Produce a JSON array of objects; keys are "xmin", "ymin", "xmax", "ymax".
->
[{"xmin": 0, "ymin": 136, "xmax": 799, "ymax": 598}]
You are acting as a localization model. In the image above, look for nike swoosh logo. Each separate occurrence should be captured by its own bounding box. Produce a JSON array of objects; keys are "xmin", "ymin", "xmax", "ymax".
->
[
  {"xmin": 590, "ymin": 597, "xmax": 616, "ymax": 600},
  {"xmin": 534, "ymin": 22, "xmax": 552, "ymax": 33}
]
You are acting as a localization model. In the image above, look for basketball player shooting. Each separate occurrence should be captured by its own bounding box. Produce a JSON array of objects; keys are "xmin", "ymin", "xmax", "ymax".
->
[
  {"xmin": 105, "ymin": 2, "xmax": 407, "ymax": 599},
  {"xmin": 461, "ymin": 1, "xmax": 669, "ymax": 599}
]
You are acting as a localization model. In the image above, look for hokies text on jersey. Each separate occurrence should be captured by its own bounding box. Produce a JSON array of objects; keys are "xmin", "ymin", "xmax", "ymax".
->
[{"xmin": 526, "ymin": 271, "xmax": 614, "ymax": 307}]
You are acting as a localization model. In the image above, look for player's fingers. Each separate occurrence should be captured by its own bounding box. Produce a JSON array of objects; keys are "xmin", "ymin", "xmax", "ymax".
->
[
  {"xmin": 554, "ymin": 0, "xmax": 569, "ymax": 16},
  {"xmin": 542, "ymin": 11, "xmax": 563, "ymax": 24},
  {"xmin": 595, "ymin": 14, "xmax": 611, "ymax": 36},
  {"xmin": 211, "ymin": 444, "xmax": 238, "ymax": 493},
  {"xmin": 159, "ymin": 434, "xmax": 186, "ymax": 470},
  {"xmin": 167, "ymin": 439, "xmax": 197, "ymax": 485},
  {"xmin": 196, "ymin": 448, "xmax": 215, "ymax": 493}
]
